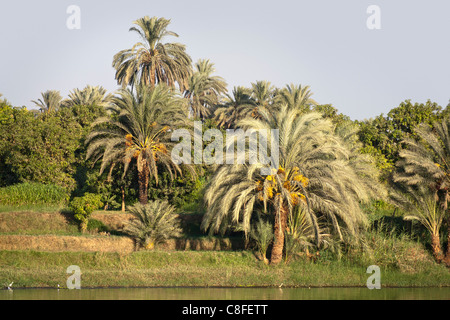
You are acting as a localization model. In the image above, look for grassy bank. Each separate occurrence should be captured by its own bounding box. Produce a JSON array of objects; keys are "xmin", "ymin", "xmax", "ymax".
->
[
  {"xmin": 1, "ymin": 250, "xmax": 449, "ymax": 289},
  {"xmin": 0, "ymin": 209, "xmax": 448, "ymax": 289}
]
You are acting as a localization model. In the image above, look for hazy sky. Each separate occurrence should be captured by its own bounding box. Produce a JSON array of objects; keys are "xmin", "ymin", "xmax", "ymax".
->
[{"xmin": 0, "ymin": 0, "xmax": 449, "ymax": 120}]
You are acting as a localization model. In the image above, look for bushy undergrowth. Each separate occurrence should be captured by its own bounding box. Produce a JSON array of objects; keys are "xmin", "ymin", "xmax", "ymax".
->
[{"xmin": 69, "ymin": 193, "xmax": 103, "ymax": 232}]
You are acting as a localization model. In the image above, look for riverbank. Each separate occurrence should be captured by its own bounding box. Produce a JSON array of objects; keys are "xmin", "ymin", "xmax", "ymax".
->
[
  {"xmin": 1, "ymin": 210, "xmax": 449, "ymax": 289},
  {"xmin": 1, "ymin": 250, "xmax": 449, "ymax": 289}
]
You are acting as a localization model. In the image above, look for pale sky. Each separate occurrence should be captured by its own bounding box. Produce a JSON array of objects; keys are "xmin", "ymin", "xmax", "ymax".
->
[{"xmin": 0, "ymin": 0, "xmax": 449, "ymax": 120}]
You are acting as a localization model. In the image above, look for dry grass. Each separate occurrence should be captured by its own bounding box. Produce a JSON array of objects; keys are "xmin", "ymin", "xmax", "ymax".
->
[
  {"xmin": 0, "ymin": 234, "xmax": 244, "ymax": 253},
  {"xmin": 0, "ymin": 235, "xmax": 135, "ymax": 253},
  {"xmin": 0, "ymin": 211, "xmax": 78, "ymax": 234},
  {"xmin": 91, "ymin": 212, "xmax": 134, "ymax": 232}
]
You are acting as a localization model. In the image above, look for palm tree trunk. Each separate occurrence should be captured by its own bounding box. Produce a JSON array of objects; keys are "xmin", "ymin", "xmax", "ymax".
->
[
  {"xmin": 270, "ymin": 205, "xmax": 288, "ymax": 265},
  {"xmin": 445, "ymin": 213, "xmax": 450, "ymax": 266},
  {"xmin": 121, "ymin": 186, "xmax": 126, "ymax": 212},
  {"xmin": 431, "ymin": 233, "xmax": 444, "ymax": 263},
  {"xmin": 138, "ymin": 164, "xmax": 150, "ymax": 205}
]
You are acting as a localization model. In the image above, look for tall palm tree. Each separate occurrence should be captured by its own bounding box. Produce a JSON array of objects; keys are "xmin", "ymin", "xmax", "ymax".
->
[
  {"xmin": 62, "ymin": 85, "xmax": 113, "ymax": 108},
  {"xmin": 113, "ymin": 16, "xmax": 192, "ymax": 91},
  {"xmin": 275, "ymin": 83, "xmax": 317, "ymax": 112},
  {"xmin": 202, "ymin": 105, "xmax": 383, "ymax": 264},
  {"xmin": 184, "ymin": 59, "xmax": 227, "ymax": 119},
  {"xmin": 32, "ymin": 90, "xmax": 63, "ymax": 114},
  {"xmin": 86, "ymin": 83, "xmax": 194, "ymax": 204},
  {"xmin": 393, "ymin": 117, "xmax": 450, "ymax": 265},
  {"xmin": 213, "ymin": 86, "xmax": 255, "ymax": 129}
]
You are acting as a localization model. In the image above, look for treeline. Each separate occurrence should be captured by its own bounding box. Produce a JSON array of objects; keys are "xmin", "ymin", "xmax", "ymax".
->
[
  {"xmin": 1, "ymin": 16, "xmax": 449, "ymax": 265},
  {"xmin": 1, "ymin": 87, "xmax": 448, "ymax": 203}
]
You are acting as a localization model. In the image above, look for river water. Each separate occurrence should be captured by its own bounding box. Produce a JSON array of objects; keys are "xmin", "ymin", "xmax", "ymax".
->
[{"xmin": 1, "ymin": 287, "xmax": 449, "ymax": 300}]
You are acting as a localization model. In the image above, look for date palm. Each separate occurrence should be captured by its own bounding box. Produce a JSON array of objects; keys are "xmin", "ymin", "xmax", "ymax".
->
[
  {"xmin": 32, "ymin": 90, "xmax": 63, "ymax": 114},
  {"xmin": 213, "ymin": 86, "xmax": 255, "ymax": 129},
  {"xmin": 275, "ymin": 83, "xmax": 317, "ymax": 112},
  {"xmin": 62, "ymin": 85, "xmax": 113, "ymax": 109},
  {"xmin": 390, "ymin": 184, "xmax": 446, "ymax": 262},
  {"xmin": 125, "ymin": 200, "xmax": 183, "ymax": 249},
  {"xmin": 202, "ymin": 105, "xmax": 383, "ymax": 264},
  {"xmin": 86, "ymin": 83, "xmax": 193, "ymax": 204},
  {"xmin": 393, "ymin": 117, "xmax": 450, "ymax": 264},
  {"xmin": 184, "ymin": 59, "xmax": 227, "ymax": 119},
  {"xmin": 249, "ymin": 80, "xmax": 276, "ymax": 119},
  {"xmin": 113, "ymin": 16, "xmax": 192, "ymax": 91}
]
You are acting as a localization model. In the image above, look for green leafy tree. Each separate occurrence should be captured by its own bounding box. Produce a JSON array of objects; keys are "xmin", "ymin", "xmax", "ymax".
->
[
  {"xmin": 357, "ymin": 100, "xmax": 444, "ymax": 166},
  {"xmin": 69, "ymin": 193, "xmax": 104, "ymax": 232},
  {"xmin": 113, "ymin": 16, "xmax": 192, "ymax": 91},
  {"xmin": 0, "ymin": 108, "xmax": 82, "ymax": 189}
]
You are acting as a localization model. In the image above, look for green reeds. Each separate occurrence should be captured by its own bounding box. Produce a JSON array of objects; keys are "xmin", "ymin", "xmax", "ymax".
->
[{"xmin": 0, "ymin": 182, "xmax": 68, "ymax": 206}]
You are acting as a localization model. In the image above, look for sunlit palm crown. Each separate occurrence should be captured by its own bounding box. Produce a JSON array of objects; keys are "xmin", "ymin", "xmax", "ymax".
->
[
  {"xmin": 203, "ymin": 105, "xmax": 384, "ymax": 244},
  {"xmin": 113, "ymin": 16, "xmax": 192, "ymax": 91},
  {"xmin": 213, "ymin": 86, "xmax": 256, "ymax": 129},
  {"xmin": 85, "ymin": 84, "xmax": 190, "ymax": 183},
  {"xmin": 62, "ymin": 85, "xmax": 113, "ymax": 109},
  {"xmin": 248, "ymin": 80, "xmax": 276, "ymax": 118},
  {"xmin": 32, "ymin": 90, "xmax": 63, "ymax": 114},
  {"xmin": 394, "ymin": 117, "xmax": 450, "ymax": 195},
  {"xmin": 184, "ymin": 59, "xmax": 227, "ymax": 119},
  {"xmin": 390, "ymin": 184, "xmax": 445, "ymax": 236},
  {"xmin": 275, "ymin": 83, "xmax": 318, "ymax": 112}
]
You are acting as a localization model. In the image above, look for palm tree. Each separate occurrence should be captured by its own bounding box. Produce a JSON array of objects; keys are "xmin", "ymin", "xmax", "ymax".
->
[
  {"xmin": 125, "ymin": 200, "xmax": 183, "ymax": 249},
  {"xmin": 213, "ymin": 86, "xmax": 255, "ymax": 129},
  {"xmin": 62, "ymin": 85, "xmax": 113, "ymax": 108},
  {"xmin": 390, "ymin": 184, "xmax": 446, "ymax": 262},
  {"xmin": 113, "ymin": 16, "xmax": 192, "ymax": 91},
  {"xmin": 184, "ymin": 59, "xmax": 227, "ymax": 119},
  {"xmin": 249, "ymin": 80, "xmax": 276, "ymax": 118},
  {"xmin": 202, "ymin": 105, "xmax": 383, "ymax": 264},
  {"xmin": 393, "ymin": 117, "xmax": 450, "ymax": 265},
  {"xmin": 31, "ymin": 90, "xmax": 63, "ymax": 114},
  {"xmin": 275, "ymin": 83, "xmax": 317, "ymax": 112},
  {"xmin": 86, "ymin": 83, "xmax": 194, "ymax": 204}
]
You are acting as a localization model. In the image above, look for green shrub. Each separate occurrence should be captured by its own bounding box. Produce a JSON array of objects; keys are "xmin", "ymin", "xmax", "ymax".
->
[
  {"xmin": 87, "ymin": 219, "xmax": 110, "ymax": 233},
  {"xmin": 249, "ymin": 215, "xmax": 273, "ymax": 265},
  {"xmin": 125, "ymin": 200, "xmax": 183, "ymax": 249},
  {"xmin": 69, "ymin": 193, "xmax": 103, "ymax": 232},
  {"xmin": 0, "ymin": 182, "xmax": 68, "ymax": 206}
]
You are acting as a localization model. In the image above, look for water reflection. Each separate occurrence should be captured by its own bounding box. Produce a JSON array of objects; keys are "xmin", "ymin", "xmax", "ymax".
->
[{"xmin": 0, "ymin": 287, "xmax": 449, "ymax": 300}]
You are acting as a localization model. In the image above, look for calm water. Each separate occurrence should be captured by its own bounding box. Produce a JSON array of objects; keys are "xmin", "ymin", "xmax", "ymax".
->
[{"xmin": 0, "ymin": 287, "xmax": 449, "ymax": 300}]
